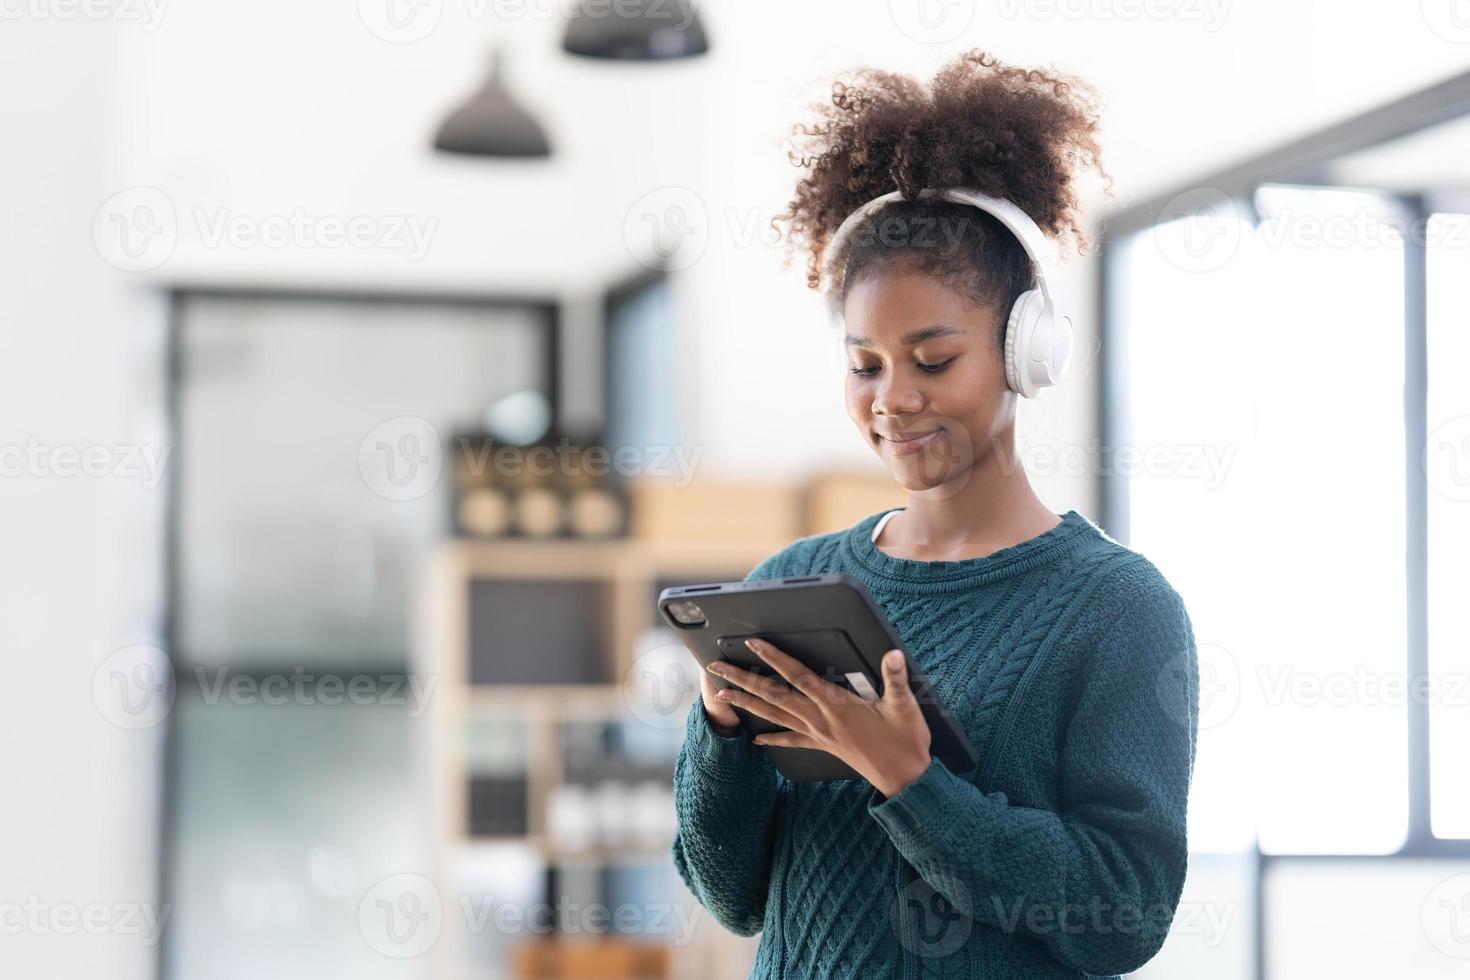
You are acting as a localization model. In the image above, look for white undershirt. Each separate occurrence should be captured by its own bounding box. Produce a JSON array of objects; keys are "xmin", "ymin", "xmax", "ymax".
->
[{"xmin": 871, "ymin": 508, "xmax": 902, "ymax": 544}]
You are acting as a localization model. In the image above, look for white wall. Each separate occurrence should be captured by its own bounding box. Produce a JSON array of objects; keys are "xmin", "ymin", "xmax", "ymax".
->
[{"xmin": 0, "ymin": 18, "xmax": 166, "ymax": 980}]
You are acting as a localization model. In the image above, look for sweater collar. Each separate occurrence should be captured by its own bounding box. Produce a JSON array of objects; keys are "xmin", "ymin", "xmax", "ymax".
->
[{"xmin": 844, "ymin": 507, "xmax": 1095, "ymax": 590}]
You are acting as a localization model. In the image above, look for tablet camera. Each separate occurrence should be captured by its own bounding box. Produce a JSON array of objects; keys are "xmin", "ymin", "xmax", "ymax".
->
[{"xmin": 665, "ymin": 599, "xmax": 707, "ymax": 627}]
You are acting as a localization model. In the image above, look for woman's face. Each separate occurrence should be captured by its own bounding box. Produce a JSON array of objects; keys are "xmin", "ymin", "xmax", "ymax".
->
[{"xmin": 842, "ymin": 266, "xmax": 1015, "ymax": 493}]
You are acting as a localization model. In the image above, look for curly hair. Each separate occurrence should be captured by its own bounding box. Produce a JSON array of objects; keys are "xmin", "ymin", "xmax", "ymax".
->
[{"xmin": 772, "ymin": 50, "xmax": 1110, "ymax": 344}]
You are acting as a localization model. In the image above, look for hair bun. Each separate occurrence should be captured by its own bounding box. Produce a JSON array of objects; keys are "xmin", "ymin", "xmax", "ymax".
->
[{"xmin": 774, "ymin": 49, "xmax": 1111, "ymax": 292}]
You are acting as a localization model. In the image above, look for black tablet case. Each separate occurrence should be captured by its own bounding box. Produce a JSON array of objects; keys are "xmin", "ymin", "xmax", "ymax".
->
[{"xmin": 658, "ymin": 573, "xmax": 979, "ymax": 782}]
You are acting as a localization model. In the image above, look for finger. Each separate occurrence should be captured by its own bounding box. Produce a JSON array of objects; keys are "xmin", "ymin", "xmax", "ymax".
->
[
  {"xmin": 747, "ymin": 638, "xmax": 860, "ymax": 709},
  {"xmin": 880, "ymin": 650, "xmax": 919, "ymax": 710},
  {"xmin": 712, "ymin": 655, "xmax": 809, "ymax": 710},
  {"xmin": 752, "ymin": 730, "xmax": 822, "ymax": 751},
  {"xmin": 713, "ymin": 685, "xmax": 806, "ymax": 732}
]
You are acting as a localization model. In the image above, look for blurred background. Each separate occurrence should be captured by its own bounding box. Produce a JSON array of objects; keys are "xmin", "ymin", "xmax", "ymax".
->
[{"xmin": 4, "ymin": 1, "xmax": 1470, "ymax": 977}]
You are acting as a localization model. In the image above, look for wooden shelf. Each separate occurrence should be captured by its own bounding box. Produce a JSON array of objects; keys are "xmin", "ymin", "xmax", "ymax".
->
[{"xmin": 420, "ymin": 532, "xmax": 781, "ymax": 979}]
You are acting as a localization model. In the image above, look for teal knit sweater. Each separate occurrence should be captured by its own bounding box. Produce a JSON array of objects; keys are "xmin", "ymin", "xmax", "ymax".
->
[{"xmin": 671, "ymin": 508, "xmax": 1198, "ymax": 979}]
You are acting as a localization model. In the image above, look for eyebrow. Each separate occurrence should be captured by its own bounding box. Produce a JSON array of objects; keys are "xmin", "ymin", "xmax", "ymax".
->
[{"xmin": 845, "ymin": 324, "xmax": 965, "ymax": 348}]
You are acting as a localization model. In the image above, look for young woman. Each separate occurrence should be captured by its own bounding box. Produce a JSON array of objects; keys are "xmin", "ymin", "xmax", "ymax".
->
[{"xmin": 670, "ymin": 51, "xmax": 1198, "ymax": 978}]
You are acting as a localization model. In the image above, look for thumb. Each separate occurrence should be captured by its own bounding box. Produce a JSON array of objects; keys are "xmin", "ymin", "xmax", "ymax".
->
[{"xmin": 880, "ymin": 650, "xmax": 916, "ymax": 710}]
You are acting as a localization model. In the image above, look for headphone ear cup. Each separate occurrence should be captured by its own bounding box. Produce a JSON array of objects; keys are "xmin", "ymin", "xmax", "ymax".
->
[
  {"xmin": 1004, "ymin": 289, "xmax": 1043, "ymax": 397},
  {"xmin": 1004, "ymin": 289, "xmax": 1072, "ymax": 398}
]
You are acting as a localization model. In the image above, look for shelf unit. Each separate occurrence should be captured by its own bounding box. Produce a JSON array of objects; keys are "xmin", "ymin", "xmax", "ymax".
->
[{"xmin": 421, "ymin": 535, "xmax": 789, "ymax": 980}]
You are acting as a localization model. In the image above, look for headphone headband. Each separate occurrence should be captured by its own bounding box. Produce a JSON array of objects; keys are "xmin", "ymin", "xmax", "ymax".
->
[{"xmin": 821, "ymin": 187, "xmax": 1062, "ymax": 321}]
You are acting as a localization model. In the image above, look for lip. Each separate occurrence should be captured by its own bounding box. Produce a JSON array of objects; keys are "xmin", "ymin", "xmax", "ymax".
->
[{"xmin": 878, "ymin": 428, "xmax": 943, "ymax": 456}]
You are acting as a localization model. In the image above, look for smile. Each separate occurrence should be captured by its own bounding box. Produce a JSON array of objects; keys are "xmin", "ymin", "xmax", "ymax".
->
[{"xmin": 880, "ymin": 430, "xmax": 943, "ymax": 455}]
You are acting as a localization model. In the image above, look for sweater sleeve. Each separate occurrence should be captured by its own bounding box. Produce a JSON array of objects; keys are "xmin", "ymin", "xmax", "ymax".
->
[
  {"xmin": 669, "ymin": 550, "xmax": 791, "ymax": 937},
  {"xmin": 865, "ymin": 578, "xmax": 1198, "ymax": 976}
]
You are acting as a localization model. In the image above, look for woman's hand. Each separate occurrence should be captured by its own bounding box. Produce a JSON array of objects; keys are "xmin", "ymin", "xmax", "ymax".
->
[{"xmin": 705, "ymin": 638, "xmax": 932, "ymax": 799}]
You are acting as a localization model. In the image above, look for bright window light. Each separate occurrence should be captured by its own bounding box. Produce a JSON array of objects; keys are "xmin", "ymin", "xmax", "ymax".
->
[
  {"xmin": 1426, "ymin": 211, "xmax": 1470, "ymax": 840},
  {"xmin": 1118, "ymin": 185, "xmax": 1409, "ymax": 855}
]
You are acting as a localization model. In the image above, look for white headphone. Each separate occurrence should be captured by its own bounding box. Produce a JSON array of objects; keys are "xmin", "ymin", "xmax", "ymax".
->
[{"xmin": 822, "ymin": 187, "xmax": 1073, "ymax": 398}]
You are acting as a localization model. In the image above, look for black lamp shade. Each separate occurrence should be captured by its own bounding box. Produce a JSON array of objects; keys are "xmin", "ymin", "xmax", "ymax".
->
[
  {"xmin": 433, "ymin": 83, "xmax": 551, "ymax": 158},
  {"xmin": 562, "ymin": 0, "xmax": 709, "ymax": 60}
]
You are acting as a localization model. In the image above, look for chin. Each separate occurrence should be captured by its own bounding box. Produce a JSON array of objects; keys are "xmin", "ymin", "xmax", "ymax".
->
[{"xmin": 878, "ymin": 438, "xmax": 971, "ymax": 493}]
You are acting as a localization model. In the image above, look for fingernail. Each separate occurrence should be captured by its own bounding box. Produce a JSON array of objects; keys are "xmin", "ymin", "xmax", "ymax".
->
[
  {"xmin": 885, "ymin": 650, "xmax": 902, "ymax": 670},
  {"xmin": 745, "ymin": 638, "xmax": 763, "ymax": 654},
  {"xmin": 715, "ymin": 690, "xmax": 733, "ymax": 700},
  {"xmin": 706, "ymin": 662, "xmax": 724, "ymax": 675}
]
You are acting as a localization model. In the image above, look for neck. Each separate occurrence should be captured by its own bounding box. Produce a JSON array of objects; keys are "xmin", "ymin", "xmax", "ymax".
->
[{"xmin": 893, "ymin": 425, "xmax": 1059, "ymax": 556}]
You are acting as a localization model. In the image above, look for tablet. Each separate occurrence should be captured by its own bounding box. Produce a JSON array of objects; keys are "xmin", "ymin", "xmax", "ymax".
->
[{"xmin": 657, "ymin": 573, "xmax": 979, "ymax": 782}]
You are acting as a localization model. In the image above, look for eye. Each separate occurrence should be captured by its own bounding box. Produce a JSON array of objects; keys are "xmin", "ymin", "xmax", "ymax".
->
[
  {"xmin": 917, "ymin": 357, "xmax": 955, "ymax": 374},
  {"xmin": 848, "ymin": 364, "xmax": 879, "ymax": 377}
]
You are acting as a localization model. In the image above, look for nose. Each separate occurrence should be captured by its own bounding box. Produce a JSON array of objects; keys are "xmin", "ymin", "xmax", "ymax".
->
[{"xmin": 870, "ymin": 366, "xmax": 924, "ymax": 417}]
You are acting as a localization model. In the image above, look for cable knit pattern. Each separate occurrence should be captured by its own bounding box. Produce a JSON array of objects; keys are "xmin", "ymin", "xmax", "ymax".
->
[{"xmin": 671, "ymin": 508, "xmax": 1199, "ymax": 979}]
